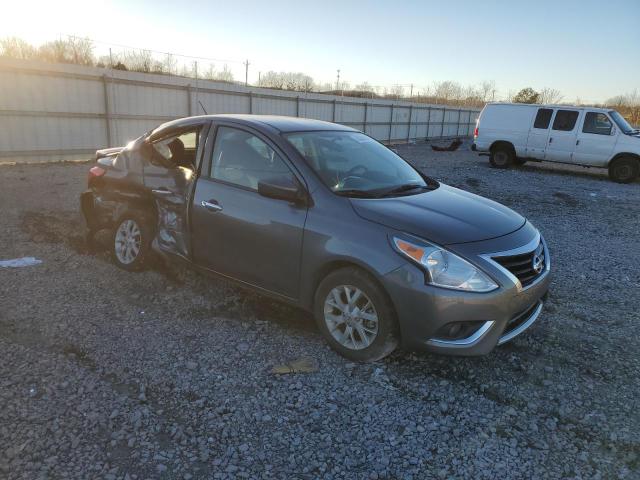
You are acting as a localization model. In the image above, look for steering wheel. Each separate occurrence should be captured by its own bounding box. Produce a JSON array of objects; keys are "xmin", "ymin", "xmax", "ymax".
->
[{"xmin": 346, "ymin": 165, "xmax": 368, "ymax": 177}]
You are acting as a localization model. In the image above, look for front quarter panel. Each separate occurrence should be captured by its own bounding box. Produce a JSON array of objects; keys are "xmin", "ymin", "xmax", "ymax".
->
[{"xmin": 298, "ymin": 194, "xmax": 404, "ymax": 309}]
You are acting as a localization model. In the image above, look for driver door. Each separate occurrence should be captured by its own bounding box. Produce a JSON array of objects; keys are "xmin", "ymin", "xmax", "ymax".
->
[{"xmin": 190, "ymin": 124, "xmax": 308, "ymax": 299}]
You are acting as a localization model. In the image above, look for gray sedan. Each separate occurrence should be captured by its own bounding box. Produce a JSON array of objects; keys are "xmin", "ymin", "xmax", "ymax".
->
[{"xmin": 81, "ymin": 115, "xmax": 550, "ymax": 361}]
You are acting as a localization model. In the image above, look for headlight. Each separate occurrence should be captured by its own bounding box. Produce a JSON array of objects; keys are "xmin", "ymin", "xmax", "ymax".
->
[{"xmin": 393, "ymin": 237, "xmax": 498, "ymax": 292}]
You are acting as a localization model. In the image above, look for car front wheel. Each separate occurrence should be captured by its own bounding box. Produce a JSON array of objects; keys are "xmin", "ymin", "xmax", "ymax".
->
[{"xmin": 314, "ymin": 267, "xmax": 398, "ymax": 362}]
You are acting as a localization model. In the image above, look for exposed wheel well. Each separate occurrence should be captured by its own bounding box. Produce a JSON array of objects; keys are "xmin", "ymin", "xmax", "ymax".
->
[
  {"xmin": 490, "ymin": 140, "xmax": 515, "ymax": 153},
  {"xmin": 609, "ymin": 152, "xmax": 640, "ymax": 166}
]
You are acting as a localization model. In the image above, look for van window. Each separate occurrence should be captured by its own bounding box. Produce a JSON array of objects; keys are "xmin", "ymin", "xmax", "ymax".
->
[
  {"xmin": 533, "ymin": 108, "xmax": 553, "ymax": 129},
  {"xmin": 582, "ymin": 112, "xmax": 612, "ymax": 135},
  {"xmin": 552, "ymin": 110, "xmax": 579, "ymax": 131}
]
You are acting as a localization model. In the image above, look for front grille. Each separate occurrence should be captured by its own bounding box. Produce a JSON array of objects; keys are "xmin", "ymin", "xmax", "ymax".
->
[{"xmin": 493, "ymin": 241, "xmax": 545, "ymax": 287}]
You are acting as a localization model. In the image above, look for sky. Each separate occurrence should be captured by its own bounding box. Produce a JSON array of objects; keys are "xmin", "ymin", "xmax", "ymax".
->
[{"xmin": 3, "ymin": 0, "xmax": 639, "ymax": 103}]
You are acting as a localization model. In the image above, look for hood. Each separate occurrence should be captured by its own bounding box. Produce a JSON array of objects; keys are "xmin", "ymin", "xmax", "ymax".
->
[{"xmin": 350, "ymin": 184, "xmax": 525, "ymax": 245}]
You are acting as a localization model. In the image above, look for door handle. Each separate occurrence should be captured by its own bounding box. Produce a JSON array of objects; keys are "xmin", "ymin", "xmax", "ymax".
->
[
  {"xmin": 151, "ymin": 188, "xmax": 172, "ymax": 196},
  {"xmin": 576, "ymin": 139, "xmax": 580, "ymax": 145},
  {"xmin": 201, "ymin": 200, "xmax": 223, "ymax": 212},
  {"xmin": 549, "ymin": 137, "xmax": 553, "ymax": 143}
]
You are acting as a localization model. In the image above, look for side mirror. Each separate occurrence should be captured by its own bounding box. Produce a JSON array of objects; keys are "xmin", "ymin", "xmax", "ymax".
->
[{"xmin": 258, "ymin": 176, "xmax": 306, "ymax": 204}]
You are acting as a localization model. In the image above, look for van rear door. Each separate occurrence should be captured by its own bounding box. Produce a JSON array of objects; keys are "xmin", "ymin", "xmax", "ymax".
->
[
  {"xmin": 545, "ymin": 109, "xmax": 581, "ymax": 162},
  {"xmin": 526, "ymin": 108, "xmax": 553, "ymax": 159}
]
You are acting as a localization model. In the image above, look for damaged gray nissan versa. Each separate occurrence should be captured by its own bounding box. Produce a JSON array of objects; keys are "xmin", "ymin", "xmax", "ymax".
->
[{"xmin": 81, "ymin": 115, "xmax": 550, "ymax": 362}]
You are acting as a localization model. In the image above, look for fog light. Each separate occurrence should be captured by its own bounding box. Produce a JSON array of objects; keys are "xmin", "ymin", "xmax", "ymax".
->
[{"xmin": 435, "ymin": 321, "xmax": 485, "ymax": 340}]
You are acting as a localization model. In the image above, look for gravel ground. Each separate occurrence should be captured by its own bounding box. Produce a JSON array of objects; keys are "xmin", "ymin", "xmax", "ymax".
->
[{"xmin": 1, "ymin": 143, "xmax": 639, "ymax": 480}]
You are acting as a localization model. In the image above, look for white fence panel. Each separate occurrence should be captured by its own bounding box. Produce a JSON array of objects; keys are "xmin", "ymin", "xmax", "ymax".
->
[{"xmin": 0, "ymin": 58, "xmax": 480, "ymax": 163}]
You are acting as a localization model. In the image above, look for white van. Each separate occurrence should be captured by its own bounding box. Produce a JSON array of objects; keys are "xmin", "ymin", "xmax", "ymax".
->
[{"xmin": 472, "ymin": 103, "xmax": 640, "ymax": 183}]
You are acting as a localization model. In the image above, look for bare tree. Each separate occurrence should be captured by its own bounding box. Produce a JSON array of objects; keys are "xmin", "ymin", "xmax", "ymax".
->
[
  {"xmin": 607, "ymin": 90, "xmax": 640, "ymax": 126},
  {"xmin": 0, "ymin": 37, "xmax": 36, "ymax": 59},
  {"xmin": 122, "ymin": 49, "xmax": 157, "ymax": 73},
  {"xmin": 215, "ymin": 64, "xmax": 234, "ymax": 83},
  {"xmin": 163, "ymin": 53, "xmax": 178, "ymax": 75},
  {"xmin": 538, "ymin": 87, "xmax": 563, "ymax": 104},
  {"xmin": 479, "ymin": 80, "xmax": 496, "ymax": 103},
  {"xmin": 258, "ymin": 71, "xmax": 285, "ymax": 89}
]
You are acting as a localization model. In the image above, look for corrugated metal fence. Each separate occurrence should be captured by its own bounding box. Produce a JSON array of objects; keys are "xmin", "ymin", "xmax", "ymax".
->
[{"xmin": 0, "ymin": 58, "xmax": 480, "ymax": 163}]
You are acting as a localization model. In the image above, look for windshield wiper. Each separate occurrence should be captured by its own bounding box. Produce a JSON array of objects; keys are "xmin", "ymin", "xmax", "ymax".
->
[
  {"xmin": 380, "ymin": 183, "xmax": 431, "ymax": 196},
  {"xmin": 334, "ymin": 189, "xmax": 383, "ymax": 198}
]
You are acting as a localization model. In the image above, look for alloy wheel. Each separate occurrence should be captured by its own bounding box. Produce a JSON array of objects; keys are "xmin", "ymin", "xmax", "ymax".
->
[
  {"xmin": 323, "ymin": 285, "xmax": 379, "ymax": 350},
  {"xmin": 114, "ymin": 219, "xmax": 142, "ymax": 265}
]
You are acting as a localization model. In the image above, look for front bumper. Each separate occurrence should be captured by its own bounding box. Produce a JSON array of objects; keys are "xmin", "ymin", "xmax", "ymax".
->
[{"xmin": 381, "ymin": 224, "xmax": 551, "ymax": 355}]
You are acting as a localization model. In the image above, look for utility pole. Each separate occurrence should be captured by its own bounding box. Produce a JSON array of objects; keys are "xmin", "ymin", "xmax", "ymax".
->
[
  {"xmin": 109, "ymin": 48, "xmax": 113, "ymax": 68},
  {"xmin": 258, "ymin": 71, "xmax": 261, "ymax": 86},
  {"xmin": 410, "ymin": 84, "xmax": 413, "ymax": 98},
  {"xmin": 244, "ymin": 59, "xmax": 250, "ymax": 86},
  {"xmin": 336, "ymin": 69, "xmax": 340, "ymax": 92},
  {"xmin": 194, "ymin": 61, "xmax": 199, "ymax": 114}
]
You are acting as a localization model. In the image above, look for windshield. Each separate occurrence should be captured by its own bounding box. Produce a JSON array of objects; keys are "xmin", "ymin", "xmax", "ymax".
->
[
  {"xmin": 285, "ymin": 131, "xmax": 428, "ymax": 196},
  {"xmin": 609, "ymin": 110, "xmax": 636, "ymax": 134}
]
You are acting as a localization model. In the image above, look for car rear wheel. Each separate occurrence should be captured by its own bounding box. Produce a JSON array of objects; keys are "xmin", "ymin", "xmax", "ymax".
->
[
  {"xmin": 314, "ymin": 267, "xmax": 398, "ymax": 362},
  {"xmin": 490, "ymin": 145, "xmax": 514, "ymax": 169},
  {"xmin": 112, "ymin": 212, "xmax": 153, "ymax": 271},
  {"xmin": 608, "ymin": 157, "xmax": 639, "ymax": 183}
]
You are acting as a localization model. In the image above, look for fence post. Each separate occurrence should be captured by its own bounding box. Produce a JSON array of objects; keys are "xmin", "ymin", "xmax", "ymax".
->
[
  {"xmin": 363, "ymin": 102, "xmax": 368, "ymax": 134},
  {"xmin": 102, "ymin": 74, "xmax": 112, "ymax": 148},
  {"xmin": 296, "ymin": 96, "xmax": 300, "ymax": 117},
  {"xmin": 249, "ymin": 92, "xmax": 253, "ymax": 114},
  {"xmin": 440, "ymin": 107, "xmax": 446, "ymax": 138},
  {"xmin": 187, "ymin": 84, "xmax": 192, "ymax": 116},
  {"xmin": 407, "ymin": 105, "xmax": 413, "ymax": 143},
  {"xmin": 456, "ymin": 108, "xmax": 461, "ymax": 137},
  {"xmin": 388, "ymin": 104, "xmax": 394, "ymax": 143},
  {"xmin": 426, "ymin": 106, "xmax": 431, "ymax": 140},
  {"xmin": 332, "ymin": 99, "xmax": 337, "ymax": 122}
]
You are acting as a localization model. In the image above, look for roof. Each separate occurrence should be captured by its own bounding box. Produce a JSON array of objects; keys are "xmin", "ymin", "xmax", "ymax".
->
[
  {"xmin": 150, "ymin": 114, "xmax": 356, "ymax": 140},
  {"xmin": 487, "ymin": 102, "xmax": 611, "ymax": 112}
]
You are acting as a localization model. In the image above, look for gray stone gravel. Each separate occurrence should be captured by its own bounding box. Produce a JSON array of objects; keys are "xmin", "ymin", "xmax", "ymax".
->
[{"xmin": 1, "ymin": 143, "xmax": 639, "ymax": 479}]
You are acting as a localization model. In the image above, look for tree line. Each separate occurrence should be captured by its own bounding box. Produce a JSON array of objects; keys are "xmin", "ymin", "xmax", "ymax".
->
[{"xmin": 1, "ymin": 36, "xmax": 638, "ymax": 123}]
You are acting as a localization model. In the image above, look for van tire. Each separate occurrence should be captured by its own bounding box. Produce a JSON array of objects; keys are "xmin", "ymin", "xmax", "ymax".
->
[
  {"xmin": 489, "ymin": 144, "xmax": 514, "ymax": 169},
  {"xmin": 608, "ymin": 156, "xmax": 639, "ymax": 183}
]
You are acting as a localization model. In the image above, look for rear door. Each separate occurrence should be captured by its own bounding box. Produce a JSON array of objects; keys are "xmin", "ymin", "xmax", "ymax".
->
[
  {"xmin": 573, "ymin": 111, "xmax": 617, "ymax": 166},
  {"xmin": 142, "ymin": 126, "xmax": 207, "ymax": 258},
  {"xmin": 526, "ymin": 107, "xmax": 553, "ymax": 159},
  {"xmin": 190, "ymin": 124, "xmax": 308, "ymax": 299},
  {"xmin": 545, "ymin": 109, "xmax": 581, "ymax": 162}
]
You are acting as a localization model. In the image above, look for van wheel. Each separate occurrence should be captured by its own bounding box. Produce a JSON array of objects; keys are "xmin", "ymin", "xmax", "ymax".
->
[
  {"xmin": 490, "ymin": 145, "xmax": 514, "ymax": 169},
  {"xmin": 609, "ymin": 157, "xmax": 639, "ymax": 183},
  {"xmin": 314, "ymin": 267, "xmax": 398, "ymax": 362},
  {"xmin": 112, "ymin": 211, "xmax": 154, "ymax": 271}
]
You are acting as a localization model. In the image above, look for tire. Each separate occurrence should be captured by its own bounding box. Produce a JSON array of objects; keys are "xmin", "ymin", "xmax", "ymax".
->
[
  {"xmin": 111, "ymin": 211, "xmax": 154, "ymax": 271},
  {"xmin": 608, "ymin": 156, "xmax": 639, "ymax": 184},
  {"xmin": 314, "ymin": 267, "xmax": 398, "ymax": 362},
  {"xmin": 489, "ymin": 144, "xmax": 514, "ymax": 169}
]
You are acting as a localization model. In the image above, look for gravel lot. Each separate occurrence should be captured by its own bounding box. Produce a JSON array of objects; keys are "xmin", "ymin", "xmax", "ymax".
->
[{"xmin": 1, "ymin": 142, "xmax": 639, "ymax": 480}]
